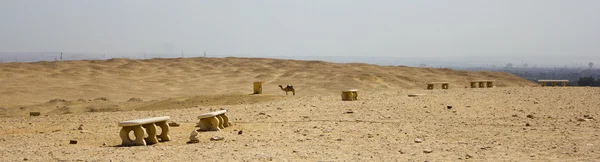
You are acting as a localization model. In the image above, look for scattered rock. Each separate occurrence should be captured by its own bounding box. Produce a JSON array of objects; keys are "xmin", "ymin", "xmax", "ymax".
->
[
  {"xmin": 168, "ymin": 122, "xmax": 180, "ymax": 127},
  {"xmin": 465, "ymin": 154, "xmax": 473, "ymax": 159},
  {"xmin": 276, "ymin": 107, "xmax": 282, "ymax": 110},
  {"xmin": 512, "ymin": 114, "xmax": 518, "ymax": 117},
  {"xmin": 415, "ymin": 138, "xmax": 422, "ymax": 143},
  {"xmin": 336, "ymin": 138, "xmax": 343, "ymax": 141},
  {"xmin": 258, "ymin": 112, "xmax": 266, "ymax": 115},
  {"xmin": 127, "ymin": 98, "xmax": 143, "ymax": 102},
  {"xmin": 423, "ymin": 149, "xmax": 433, "ymax": 153},
  {"xmin": 423, "ymin": 106, "xmax": 428, "ymax": 108},
  {"xmin": 187, "ymin": 130, "xmax": 200, "ymax": 144},
  {"xmin": 447, "ymin": 106, "xmax": 453, "ymax": 109},
  {"xmin": 102, "ymin": 142, "xmax": 107, "ymax": 146},
  {"xmin": 80, "ymin": 130, "xmax": 89, "ymax": 133},
  {"xmin": 69, "ymin": 140, "xmax": 78, "ymax": 144},
  {"xmin": 526, "ymin": 114, "xmax": 535, "ymax": 119},
  {"xmin": 93, "ymin": 97, "xmax": 109, "ymax": 101},
  {"xmin": 577, "ymin": 118, "xmax": 587, "ymax": 122},
  {"xmin": 238, "ymin": 130, "xmax": 243, "ymax": 135},
  {"xmin": 29, "ymin": 112, "xmax": 41, "ymax": 116},
  {"xmin": 345, "ymin": 110, "xmax": 355, "ymax": 114},
  {"xmin": 398, "ymin": 150, "xmax": 405, "ymax": 154},
  {"xmin": 77, "ymin": 124, "xmax": 84, "ymax": 130},
  {"xmin": 210, "ymin": 136, "xmax": 224, "ymax": 141},
  {"xmin": 23, "ymin": 158, "xmax": 28, "ymax": 161},
  {"xmin": 533, "ymin": 101, "xmax": 539, "ymax": 104},
  {"xmin": 48, "ymin": 98, "xmax": 67, "ymax": 103},
  {"xmin": 584, "ymin": 115, "xmax": 594, "ymax": 120},
  {"xmin": 526, "ymin": 123, "xmax": 531, "ymax": 126}
]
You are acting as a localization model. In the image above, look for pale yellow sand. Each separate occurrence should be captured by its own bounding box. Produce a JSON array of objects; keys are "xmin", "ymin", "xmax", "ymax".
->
[{"xmin": 3, "ymin": 57, "xmax": 598, "ymax": 161}]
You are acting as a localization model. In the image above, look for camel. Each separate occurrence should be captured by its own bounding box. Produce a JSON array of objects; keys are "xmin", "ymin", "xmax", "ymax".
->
[{"xmin": 278, "ymin": 85, "xmax": 295, "ymax": 96}]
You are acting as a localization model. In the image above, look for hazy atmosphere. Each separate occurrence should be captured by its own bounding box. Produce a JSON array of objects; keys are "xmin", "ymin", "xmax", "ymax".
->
[{"xmin": 1, "ymin": 0, "xmax": 599, "ymax": 66}]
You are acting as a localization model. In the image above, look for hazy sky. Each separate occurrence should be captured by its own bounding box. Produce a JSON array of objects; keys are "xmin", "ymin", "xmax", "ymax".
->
[{"xmin": 1, "ymin": 0, "xmax": 599, "ymax": 58}]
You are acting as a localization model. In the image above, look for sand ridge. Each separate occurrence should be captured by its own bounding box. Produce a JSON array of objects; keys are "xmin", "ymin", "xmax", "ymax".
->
[{"xmin": 0, "ymin": 57, "xmax": 536, "ymax": 117}]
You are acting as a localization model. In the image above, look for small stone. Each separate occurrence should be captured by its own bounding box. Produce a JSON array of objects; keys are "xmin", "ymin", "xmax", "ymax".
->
[
  {"xmin": 80, "ymin": 130, "xmax": 89, "ymax": 133},
  {"xmin": 23, "ymin": 158, "xmax": 28, "ymax": 161},
  {"xmin": 276, "ymin": 107, "xmax": 282, "ymax": 110},
  {"xmin": 210, "ymin": 136, "xmax": 224, "ymax": 141},
  {"xmin": 102, "ymin": 142, "xmax": 107, "ymax": 146},
  {"xmin": 345, "ymin": 110, "xmax": 354, "ymax": 114},
  {"xmin": 187, "ymin": 130, "xmax": 200, "ymax": 144},
  {"xmin": 69, "ymin": 140, "xmax": 78, "ymax": 144},
  {"xmin": 577, "ymin": 118, "xmax": 587, "ymax": 122},
  {"xmin": 238, "ymin": 130, "xmax": 243, "ymax": 135},
  {"xmin": 258, "ymin": 112, "xmax": 266, "ymax": 115},
  {"xmin": 336, "ymin": 138, "xmax": 343, "ymax": 141},
  {"xmin": 423, "ymin": 106, "xmax": 428, "ymax": 108},
  {"xmin": 398, "ymin": 150, "xmax": 405, "ymax": 154},
  {"xmin": 526, "ymin": 114, "xmax": 535, "ymax": 119},
  {"xmin": 447, "ymin": 106, "xmax": 453, "ymax": 109},
  {"xmin": 415, "ymin": 138, "xmax": 422, "ymax": 143},
  {"xmin": 533, "ymin": 101, "xmax": 539, "ymax": 104},
  {"xmin": 512, "ymin": 114, "xmax": 518, "ymax": 117},
  {"xmin": 423, "ymin": 149, "xmax": 433, "ymax": 153},
  {"xmin": 526, "ymin": 123, "xmax": 531, "ymax": 126},
  {"xmin": 168, "ymin": 122, "xmax": 180, "ymax": 127},
  {"xmin": 77, "ymin": 124, "xmax": 84, "ymax": 130},
  {"xmin": 465, "ymin": 154, "xmax": 473, "ymax": 159}
]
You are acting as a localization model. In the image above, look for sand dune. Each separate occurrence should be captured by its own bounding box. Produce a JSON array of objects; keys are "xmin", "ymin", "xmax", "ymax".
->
[
  {"xmin": 4, "ymin": 57, "xmax": 593, "ymax": 161},
  {"xmin": 0, "ymin": 57, "xmax": 535, "ymax": 116}
]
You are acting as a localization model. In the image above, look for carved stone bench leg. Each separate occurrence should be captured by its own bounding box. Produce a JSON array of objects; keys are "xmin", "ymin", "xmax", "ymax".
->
[
  {"xmin": 142, "ymin": 123, "xmax": 159, "ymax": 145},
  {"xmin": 219, "ymin": 114, "xmax": 232, "ymax": 127},
  {"xmin": 216, "ymin": 115, "xmax": 225, "ymax": 129},
  {"xmin": 486, "ymin": 82, "xmax": 493, "ymax": 88},
  {"xmin": 119, "ymin": 125, "xmax": 146, "ymax": 146},
  {"xmin": 352, "ymin": 92, "xmax": 358, "ymax": 100},
  {"xmin": 551, "ymin": 82, "xmax": 557, "ymax": 87},
  {"xmin": 470, "ymin": 82, "xmax": 476, "ymax": 88},
  {"xmin": 427, "ymin": 84, "xmax": 434, "ymax": 90},
  {"xmin": 198, "ymin": 116, "xmax": 221, "ymax": 131},
  {"xmin": 442, "ymin": 84, "xmax": 449, "ymax": 89},
  {"xmin": 478, "ymin": 82, "xmax": 485, "ymax": 88},
  {"xmin": 155, "ymin": 121, "xmax": 171, "ymax": 141}
]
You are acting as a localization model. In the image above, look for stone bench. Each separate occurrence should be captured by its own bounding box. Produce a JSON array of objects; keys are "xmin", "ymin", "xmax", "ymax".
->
[
  {"xmin": 197, "ymin": 110, "xmax": 232, "ymax": 131},
  {"xmin": 538, "ymin": 80, "xmax": 568, "ymax": 87},
  {"xmin": 427, "ymin": 82, "xmax": 449, "ymax": 90},
  {"xmin": 118, "ymin": 116, "xmax": 171, "ymax": 146},
  {"xmin": 470, "ymin": 80, "xmax": 495, "ymax": 88},
  {"xmin": 341, "ymin": 89, "xmax": 358, "ymax": 101}
]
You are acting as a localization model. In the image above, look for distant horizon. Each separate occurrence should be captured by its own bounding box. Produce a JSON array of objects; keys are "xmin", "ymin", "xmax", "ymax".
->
[{"xmin": 0, "ymin": 52, "xmax": 598, "ymax": 69}]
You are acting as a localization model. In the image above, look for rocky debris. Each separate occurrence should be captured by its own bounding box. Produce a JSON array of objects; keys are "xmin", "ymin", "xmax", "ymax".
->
[
  {"xmin": 29, "ymin": 112, "xmax": 41, "ymax": 116},
  {"xmin": 423, "ymin": 149, "xmax": 433, "ymax": 153},
  {"xmin": 258, "ymin": 112, "xmax": 266, "ymax": 115},
  {"xmin": 336, "ymin": 138, "xmax": 344, "ymax": 141},
  {"xmin": 127, "ymin": 98, "xmax": 143, "ymax": 102},
  {"xmin": 526, "ymin": 114, "xmax": 535, "ymax": 119},
  {"xmin": 577, "ymin": 118, "xmax": 587, "ymax": 122},
  {"xmin": 276, "ymin": 107, "xmax": 282, "ymax": 110},
  {"xmin": 94, "ymin": 97, "xmax": 109, "ymax": 101},
  {"xmin": 48, "ymin": 98, "xmax": 67, "ymax": 103},
  {"xmin": 69, "ymin": 140, "xmax": 78, "ymax": 144},
  {"xmin": 526, "ymin": 123, "xmax": 531, "ymax": 126},
  {"xmin": 512, "ymin": 114, "xmax": 518, "ymax": 117},
  {"xmin": 345, "ymin": 110, "xmax": 355, "ymax": 114},
  {"xmin": 210, "ymin": 136, "xmax": 224, "ymax": 141},
  {"xmin": 187, "ymin": 130, "xmax": 200, "ymax": 144},
  {"xmin": 415, "ymin": 138, "xmax": 422, "ymax": 143},
  {"xmin": 238, "ymin": 130, "xmax": 243, "ymax": 135},
  {"xmin": 584, "ymin": 115, "xmax": 594, "ymax": 120},
  {"xmin": 168, "ymin": 122, "xmax": 180, "ymax": 127},
  {"xmin": 465, "ymin": 154, "xmax": 473, "ymax": 159},
  {"xmin": 77, "ymin": 124, "xmax": 84, "ymax": 130},
  {"xmin": 102, "ymin": 142, "xmax": 107, "ymax": 146},
  {"xmin": 447, "ymin": 106, "xmax": 453, "ymax": 109}
]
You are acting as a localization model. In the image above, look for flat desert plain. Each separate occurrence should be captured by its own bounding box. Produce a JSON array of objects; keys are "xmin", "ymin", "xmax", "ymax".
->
[{"xmin": 0, "ymin": 57, "xmax": 599, "ymax": 161}]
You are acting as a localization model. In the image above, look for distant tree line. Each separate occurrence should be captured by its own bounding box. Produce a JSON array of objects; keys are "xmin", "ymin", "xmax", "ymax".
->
[{"xmin": 577, "ymin": 76, "xmax": 600, "ymax": 86}]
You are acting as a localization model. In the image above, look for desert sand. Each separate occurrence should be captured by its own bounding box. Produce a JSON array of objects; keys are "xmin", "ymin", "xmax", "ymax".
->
[{"xmin": 0, "ymin": 57, "xmax": 599, "ymax": 161}]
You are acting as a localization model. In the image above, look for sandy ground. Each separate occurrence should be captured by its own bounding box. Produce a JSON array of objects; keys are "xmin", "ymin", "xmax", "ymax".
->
[{"xmin": 1, "ymin": 58, "xmax": 598, "ymax": 161}]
